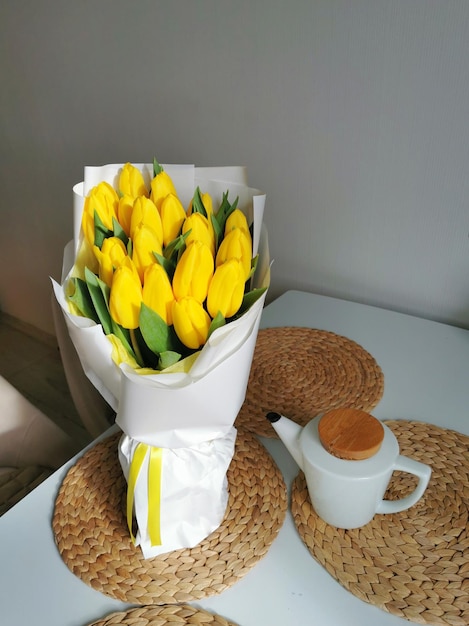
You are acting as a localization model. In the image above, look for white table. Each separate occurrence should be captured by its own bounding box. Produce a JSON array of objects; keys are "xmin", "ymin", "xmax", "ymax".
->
[{"xmin": 1, "ymin": 291, "xmax": 468, "ymax": 626}]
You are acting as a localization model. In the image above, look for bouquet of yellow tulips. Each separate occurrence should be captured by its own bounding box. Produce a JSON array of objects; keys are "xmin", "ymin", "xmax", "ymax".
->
[
  {"xmin": 52, "ymin": 160, "xmax": 270, "ymax": 558},
  {"xmin": 67, "ymin": 159, "xmax": 266, "ymax": 373}
]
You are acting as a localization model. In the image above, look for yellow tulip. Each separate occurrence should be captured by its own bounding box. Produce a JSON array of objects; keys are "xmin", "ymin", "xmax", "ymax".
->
[
  {"xmin": 182, "ymin": 212, "xmax": 215, "ymax": 256},
  {"xmin": 150, "ymin": 170, "xmax": 178, "ymax": 210},
  {"xmin": 132, "ymin": 223, "xmax": 163, "ymax": 282},
  {"xmin": 109, "ymin": 257, "xmax": 142, "ymax": 329},
  {"xmin": 201, "ymin": 191, "xmax": 213, "ymax": 216},
  {"xmin": 142, "ymin": 263, "xmax": 175, "ymax": 325},
  {"xmin": 117, "ymin": 194, "xmax": 134, "ymax": 237},
  {"xmin": 93, "ymin": 236, "xmax": 127, "ymax": 286},
  {"xmin": 172, "ymin": 241, "xmax": 214, "ymax": 303},
  {"xmin": 225, "ymin": 208, "xmax": 250, "ymax": 235},
  {"xmin": 172, "ymin": 297, "xmax": 211, "ymax": 349},
  {"xmin": 188, "ymin": 190, "xmax": 213, "ymax": 218},
  {"xmin": 160, "ymin": 193, "xmax": 186, "ymax": 246},
  {"xmin": 216, "ymin": 227, "xmax": 252, "ymax": 280},
  {"xmin": 118, "ymin": 162, "xmax": 148, "ymax": 198},
  {"xmin": 207, "ymin": 259, "xmax": 246, "ymax": 319},
  {"xmin": 130, "ymin": 196, "xmax": 163, "ymax": 246},
  {"xmin": 82, "ymin": 182, "xmax": 119, "ymax": 246}
]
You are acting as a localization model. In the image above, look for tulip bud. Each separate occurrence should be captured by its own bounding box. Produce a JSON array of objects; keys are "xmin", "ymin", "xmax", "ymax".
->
[
  {"xmin": 188, "ymin": 189, "xmax": 213, "ymax": 218},
  {"xmin": 132, "ymin": 223, "xmax": 163, "ymax": 282},
  {"xmin": 172, "ymin": 241, "xmax": 214, "ymax": 303},
  {"xmin": 150, "ymin": 170, "xmax": 178, "ymax": 210},
  {"xmin": 207, "ymin": 259, "xmax": 246, "ymax": 319},
  {"xmin": 118, "ymin": 162, "xmax": 148, "ymax": 198},
  {"xmin": 182, "ymin": 212, "xmax": 215, "ymax": 256},
  {"xmin": 172, "ymin": 296, "xmax": 211, "ymax": 349},
  {"xmin": 216, "ymin": 227, "xmax": 252, "ymax": 281},
  {"xmin": 160, "ymin": 193, "xmax": 187, "ymax": 246},
  {"xmin": 117, "ymin": 195, "xmax": 134, "ymax": 237},
  {"xmin": 224, "ymin": 208, "xmax": 250, "ymax": 235},
  {"xmin": 130, "ymin": 196, "xmax": 163, "ymax": 246},
  {"xmin": 142, "ymin": 263, "xmax": 175, "ymax": 325},
  {"xmin": 93, "ymin": 236, "xmax": 127, "ymax": 286},
  {"xmin": 82, "ymin": 182, "xmax": 119, "ymax": 247},
  {"xmin": 201, "ymin": 191, "xmax": 213, "ymax": 217},
  {"xmin": 109, "ymin": 257, "xmax": 142, "ymax": 329}
]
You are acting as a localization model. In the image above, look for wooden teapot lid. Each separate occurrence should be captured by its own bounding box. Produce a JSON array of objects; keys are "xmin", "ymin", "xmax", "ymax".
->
[{"xmin": 318, "ymin": 408, "xmax": 384, "ymax": 460}]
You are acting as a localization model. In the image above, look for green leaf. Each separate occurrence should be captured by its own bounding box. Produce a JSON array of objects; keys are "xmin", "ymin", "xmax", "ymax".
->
[
  {"xmin": 94, "ymin": 210, "xmax": 113, "ymax": 249},
  {"xmin": 208, "ymin": 311, "xmax": 226, "ymax": 338},
  {"xmin": 127, "ymin": 237, "xmax": 133, "ymax": 257},
  {"xmin": 112, "ymin": 217, "xmax": 128, "ymax": 246},
  {"xmin": 153, "ymin": 251, "xmax": 176, "ymax": 279},
  {"xmin": 68, "ymin": 278, "xmax": 100, "ymax": 323},
  {"xmin": 158, "ymin": 350, "xmax": 182, "ymax": 370},
  {"xmin": 224, "ymin": 196, "xmax": 238, "ymax": 224},
  {"xmin": 110, "ymin": 320, "xmax": 142, "ymax": 365},
  {"xmin": 191, "ymin": 187, "xmax": 207, "ymax": 216},
  {"xmin": 211, "ymin": 190, "xmax": 239, "ymax": 253},
  {"xmin": 214, "ymin": 192, "xmax": 239, "ymax": 236},
  {"xmin": 215, "ymin": 191, "xmax": 230, "ymax": 221},
  {"xmin": 210, "ymin": 212, "xmax": 222, "ymax": 251},
  {"xmin": 130, "ymin": 327, "xmax": 159, "ymax": 369},
  {"xmin": 163, "ymin": 231, "xmax": 190, "ymax": 263},
  {"xmin": 84, "ymin": 267, "xmax": 113, "ymax": 335},
  {"xmin": 236, "ymin": 287, "xmax": 267, "ymax": 318},
  {"xmin": 139, "ymin": 302, "xmax": 176, "ymax": 354},
  {"xmin": 153, "ymin": 158, "xmax": 164, "ymax": 177},
  {"xmin": 246, "ymin": 254, "xmax": 259, "ymax": 282}
]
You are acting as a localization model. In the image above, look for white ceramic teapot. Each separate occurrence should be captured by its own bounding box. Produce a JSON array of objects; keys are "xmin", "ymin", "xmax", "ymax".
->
[{"xmin": 267, "ymin": 408, "xmax": 431, "ymax": 529}]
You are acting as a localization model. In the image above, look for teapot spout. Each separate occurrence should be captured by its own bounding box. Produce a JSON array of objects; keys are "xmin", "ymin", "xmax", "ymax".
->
[{"xmin": 266, "ymin": 412, "xmax": 304, "ymax": 469}]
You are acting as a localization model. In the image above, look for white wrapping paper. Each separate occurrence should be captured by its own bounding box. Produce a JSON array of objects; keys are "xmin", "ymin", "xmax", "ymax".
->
[
  {"xmin": 119, "ymin": 427, "xmax": 237, "ymax": 556},
  {"xmin": 52, "ymin": 163, "xmax": 270, "ymax": 557}
]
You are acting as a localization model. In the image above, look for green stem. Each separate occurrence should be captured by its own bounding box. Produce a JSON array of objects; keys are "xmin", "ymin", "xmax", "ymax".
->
[{"xmin": 130, "ymin": 328, "xmax": 145, "ymax": 368}]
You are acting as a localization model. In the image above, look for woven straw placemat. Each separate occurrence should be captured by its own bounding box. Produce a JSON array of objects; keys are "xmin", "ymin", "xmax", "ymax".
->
[
  {"xmin": 235, "ymin": 327, "xmax": 384, "ymax": 437},
  {"xmin": 53, "ymin": 429, "xmax": 287, "ymax": 605},
  {"xmin": 88, "ymin": 604, "xmax": 238, "ymax": 626},
  {"xmin": 291, "ymin": 420, "xmax": 469, "ymax": 625}
]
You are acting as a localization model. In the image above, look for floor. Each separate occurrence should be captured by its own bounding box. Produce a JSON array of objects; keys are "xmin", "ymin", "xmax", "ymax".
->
[{"xmin": 0, "ymin": 312, "xmax": 91, "ymax": 451}]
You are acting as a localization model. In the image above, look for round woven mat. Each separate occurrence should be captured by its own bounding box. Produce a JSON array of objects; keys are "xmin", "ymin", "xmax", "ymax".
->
[
  {"xmin": 53, "ymin": 429, "xmax": 287, "ymax": 605},
  {"xmin": 88, "ymin": 604, "xmax": 238, "ymax": 626},
  {"xmin": 291, "ymin": 420, "xmax": 469, "ymax": 625},
  {"xmin": 235, "ymin": 327, "xmax": 384, "ymax": 437}
]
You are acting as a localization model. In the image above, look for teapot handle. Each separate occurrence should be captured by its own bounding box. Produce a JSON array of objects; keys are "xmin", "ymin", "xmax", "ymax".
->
[{"xmin": 376, "ymin": 456, "xmax": 431, "ymax": 515}]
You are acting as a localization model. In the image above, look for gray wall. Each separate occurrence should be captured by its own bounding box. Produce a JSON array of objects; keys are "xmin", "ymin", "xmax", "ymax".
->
[{"xmin": 1, "ymin": 0, "xmax": 469, "ymax": 334}]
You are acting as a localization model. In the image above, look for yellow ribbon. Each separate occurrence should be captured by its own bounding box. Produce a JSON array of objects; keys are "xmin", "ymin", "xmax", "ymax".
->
[
  {"xmin": 126, "ymin": 443, "xmax": 163, "ymax": 547},
  {"xmin": 147, "ymin": 446, "xmax": 163, "ymax": 546}
]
